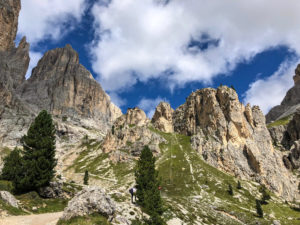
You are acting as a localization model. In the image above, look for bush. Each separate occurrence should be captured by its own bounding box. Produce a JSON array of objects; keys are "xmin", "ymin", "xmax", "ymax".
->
[
  {"xmin": 228, "ymin": 184, "xmax": 233, "ymax": 196},
  {"xmin": 256, "ymin": 199, "xmax": 263, "ymax": 217},
  {"xmin": 1, "ymin": 148, "xmax": 23, "ymax": 181},
  {"xmin": 237, "ymin": 181, "xmax": 242, "ymax": 189}
]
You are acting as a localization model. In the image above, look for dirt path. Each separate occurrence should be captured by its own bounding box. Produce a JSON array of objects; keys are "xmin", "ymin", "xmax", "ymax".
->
[{"xmin": 0, "ymin": 212, "xmax": 63, "ymax": 225}]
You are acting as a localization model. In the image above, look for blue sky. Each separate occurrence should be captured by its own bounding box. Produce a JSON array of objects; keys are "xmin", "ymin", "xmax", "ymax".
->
[{"xmin": 17, "ymin": 0, "xmax": 300, "ymax": 117}]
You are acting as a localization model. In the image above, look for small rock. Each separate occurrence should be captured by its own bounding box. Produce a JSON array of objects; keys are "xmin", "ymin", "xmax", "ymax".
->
[
  {"xmin": 0, "ymin": 191, "xmax": 19, "ymax": 208},
  {"xmin": 272, "ymin": 220, "xmax": 281, "ymax": 225}
]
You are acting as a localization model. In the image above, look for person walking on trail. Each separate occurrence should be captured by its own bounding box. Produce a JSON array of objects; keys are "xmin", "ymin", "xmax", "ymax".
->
[{"xmin": 129, "ymin": 186, "xmax": 137, "ymax": 203}]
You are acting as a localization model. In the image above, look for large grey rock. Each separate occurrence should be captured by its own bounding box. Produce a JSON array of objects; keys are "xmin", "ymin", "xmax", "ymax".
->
[
  {"xmin": 0, "ymin": 191, "xmax": 19, "ymax": 208},
  {"xmin": 266, "ymin": 64, "xmax": 300, "ymax": 123},
  {"xmin": 174, "ymin": 86, "xmax": 299, "ymax": 200},
  {"xmin": 61, "ymin": 186, "xmax": 116, "ymax": 220},
  {"xmin": 38, "ymin": 181, "xmax": 64, "ymax": 199},
  {"xmin": 0, "ymin": 0, "xmax": 20, "ymax": 51},
  {"xmin": 17, "ymin": 44, "xmax": 121, "ymax": 129}
]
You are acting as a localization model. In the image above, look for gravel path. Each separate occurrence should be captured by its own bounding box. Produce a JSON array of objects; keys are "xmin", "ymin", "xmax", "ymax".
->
[{"xmin": 0, "ymin": 212, "xmax": 63, "ymax": 225}]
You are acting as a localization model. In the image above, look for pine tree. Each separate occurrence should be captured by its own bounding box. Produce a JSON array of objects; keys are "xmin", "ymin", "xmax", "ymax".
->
[
  {"xmin": 260, "ymin": 185, "xmax": 270, "ymax": 205},
  {"xmin": 237, "ymin": 181, "xmax": 242, "ymax": 190},
  {"xmin": 1, "ymin": 148, "xmax": 23, "ymax": 181},
  {"xmin": 84, "ymin": 170, "xmax": 89, "ymax": 185},
  {"xmin": 135, "ymin": 146, "xmax": 164, "ymax": 224},
  {"xmin": 17, "ymin": 110, "xmax": 57, "ymax": 192},
  {"xmin": 228, "ymin": 184, "xmax": 233, "ymax": 195},
  {"xmin": 256, "ymin": 199, "xmax": 263, "ymax": 217}
]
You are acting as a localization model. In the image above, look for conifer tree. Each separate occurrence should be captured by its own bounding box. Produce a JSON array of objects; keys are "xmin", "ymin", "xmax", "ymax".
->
[
  {"xmin": 1, "ymin": 148, "xmax": 23, "ymax": 181},
  {"xmin": 256, "ymin": 199, "xmax": 263, "ymax": 217},
  {"xmin": 228, "ymin": 184, "xmax": 233, "ymax": 195},
  {"xmin": 84, "ymin": 170, "xmax": 89, "ymax": 185},
  {"xmin": 260, "ymin": 185, "xmax": 271, "ymax": 205},
  {"xmin": 135, "ymin": 146, "xmax": 164, "ymax": 224},
  {"xmin": 237, "ymin": 181, "xmax": 242, "ymax": 189},
  {"xmin": 18, "ymin": 110, "xmax": 57, "ymax": 192}
]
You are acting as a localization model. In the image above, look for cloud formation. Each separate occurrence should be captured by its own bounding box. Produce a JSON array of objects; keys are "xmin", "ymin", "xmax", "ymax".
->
[
  {"xmin": 18, "ymin": 0, "xmax": 87, "ymax": 45},
  {"xmin": 243, "ymin": 58, "xmax": 298, "ymax": 114},
  {"xmin": 90, "ymin": 0, "xmax": 300, "ymax": 95}
]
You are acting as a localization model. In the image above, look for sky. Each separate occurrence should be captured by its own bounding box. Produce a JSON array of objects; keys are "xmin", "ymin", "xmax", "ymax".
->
[{"xmin": 17, "ymin": 0, "xmax": 300, "ymax": 118}]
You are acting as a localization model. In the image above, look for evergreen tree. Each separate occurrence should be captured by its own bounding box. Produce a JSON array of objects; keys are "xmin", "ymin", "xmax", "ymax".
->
[
  {"xmin": 135, "ymin": 146, "xmax": 164, "ymax": 224},
  {"xmin": 112, "ymin": 125, "xmax": 115, "ymax": 135},
  {"xmin": 17, "ymin": 110, "xmax": 57, "ymax": 192},
  {"xmin": 228, "ymin": 184, "xmax": 233, "ymax": 195},
  {"xmin": 260, "ymin": 185, "xmax": 270, "ymax": 205},
  {"xmin": 1, "ymin": 148, "xmax": 23, "ymax": 181},
  {"xmin": 84, "ymin": 170, "xmax": 89, "ymax": 185},
  {"xmin": 237, "ymin": 181, "xmax": 242, "ymax": 190},
  {"xmin": 256, "ymin": 199, "xmax": 263, "ymax": 217}
]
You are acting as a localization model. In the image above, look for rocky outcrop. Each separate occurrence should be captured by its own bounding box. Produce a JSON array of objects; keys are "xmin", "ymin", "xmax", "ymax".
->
[
  {"xmin": 17, "ymin": 45, "xmax": 122, "ymax": 128},
  {"xmin": 0, "ymin": 0, "xmax": 20, "ymax": 51},
  {"xmin": 266, "ymin": 64, "xmax": 300, "ymax": 123},
  {"xmin": 38, "ymin": 181, "xmax": 64, "ymax": 199},
  {"xmin": 152, "ymin": 102, "xmax": 174, "ymax": 133},
  {"xmin": 0, "ymin": 191, "xmax": 19, "ymax": 208},
  {"xmin": 102, "ymin": 108, "xmax": 165, "ymax": 162},
  {"xmin": 174, "ymin": 86, "xmax": 298, "ymax": 200},
  {"xmin": 284, "ymin": 111, "xmax": 300, "ymax": 148},
  {"xmin": 61, "ymin": 187, "xmax": 116, "ymax": 220}
]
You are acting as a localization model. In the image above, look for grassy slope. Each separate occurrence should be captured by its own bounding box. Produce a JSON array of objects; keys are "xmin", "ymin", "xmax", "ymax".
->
[
  {"xmin": 267, "ymin": 115, "xmax": 292, "ymax": 128},
  {"xmin": 65, "ymin": 128, "xmax": 300, "ymax": 225}
]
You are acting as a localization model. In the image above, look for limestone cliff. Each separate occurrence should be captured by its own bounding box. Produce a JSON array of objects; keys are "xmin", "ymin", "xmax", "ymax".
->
[
  {"xmin": 101, "ymin": 108, "xmax": 165, "ymax": 162},
  {"xmin": 0, "ymin": 0, "xmax": 20, "ymax": 51},
  {"xmin": 172, "ymin": 86, "xmax": 298, "ymax": 200},
  {"xmin": 151, "ymin": 102, "xmax": 174, "ymax": 133},
  {"xmin": 266, "ymin": 64, "xmax": 300, "ymax": 123},
  {"xmin": 17, "ymin": 44, "xmax": 122, "ymax": 126}
]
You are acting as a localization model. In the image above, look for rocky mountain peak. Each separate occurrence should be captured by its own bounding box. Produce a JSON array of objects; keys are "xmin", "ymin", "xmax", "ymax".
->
[
  {"xmin": 152, "ymin": 102, "xmax": 174, "ymax": 133},
  {"xmin": 29, "ymin": 44, "xmax": 84, "ymax": 82},
  {"xmin": 293, "ymin": 64, "xmax": 300, "ymax": 84},
  {"xmin": 266, "ymin": 63, "xmax": 300, "ymax": 122},
  {"xmin": 0, "ymin": 0, "xmax": 21, "ymax": 51},
  {"xmin": 116, "ymin": 107, "xmax": 149, "ymax": 127}
]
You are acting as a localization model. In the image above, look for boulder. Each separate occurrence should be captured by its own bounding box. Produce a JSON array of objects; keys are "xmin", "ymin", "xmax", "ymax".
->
[
  {"xmin": 61, "ymin": 186, "xmax": 116, "ymax": 220},
  {"xmin": 0, "ymin": 191, "xmax": 19, "ymax": 208},
  {"xmin": 38, "ymin": 181, "xmax": 64, "ymax": 199}
]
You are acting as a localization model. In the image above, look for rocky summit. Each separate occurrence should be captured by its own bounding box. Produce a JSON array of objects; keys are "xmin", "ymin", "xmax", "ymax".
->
[
  {"xmin": 266, "ymin": 64, "xmax": 300, "ymax": 123},
  {"xmin": 1, "ymin": 1, "xmax": 300, "ymax": 225}
]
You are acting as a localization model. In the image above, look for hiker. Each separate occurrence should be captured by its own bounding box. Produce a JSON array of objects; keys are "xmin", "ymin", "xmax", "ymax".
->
[{"xmin": 129, "ymin": 186, "xmax": 137, "ymax": 203}]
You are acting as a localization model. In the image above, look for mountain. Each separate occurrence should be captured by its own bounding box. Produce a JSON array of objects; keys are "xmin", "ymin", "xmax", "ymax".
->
[
  {"xmin": 1, "ymin": 1, "xmax": 300, "ymax": 224},
  {"xmin": 266, "ymin": 64, "xmax": 300, "ymax": 123}
]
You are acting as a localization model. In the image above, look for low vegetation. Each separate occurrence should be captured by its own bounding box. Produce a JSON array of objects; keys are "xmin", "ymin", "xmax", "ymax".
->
[
  {"xmin": 267, "ymin": 115, "xmax": 292, "ymax": 128},
  {"xmin": 57, "ymin": 213, "xmax": 110, "ymax": 225}
]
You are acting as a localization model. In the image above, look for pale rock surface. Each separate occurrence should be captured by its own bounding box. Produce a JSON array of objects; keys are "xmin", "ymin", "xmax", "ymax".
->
[
  {"xmin": 61, "ymin": 186, "xmax": 116, "ymax": 220},
  {"xmin": 152, "ymin": 102, "xmax": 174, "ymax": 133},
  {"xmin": 0, "ymin": 191, "xmax": 19, "ymax": 208},
  {"xmin": 102, "ymin": 108, "xmax": 165, "ymax": 162},
  {"xmin": 267, "ymin": 64, "xmax": 300, "ymax": 122},
  {"xmin": 0, "ymin": 0, "xmax": 20, "ymax": 51},
  {"xmin": 174, "ymin": 86, "xmax": 298, "ymax": 200}
]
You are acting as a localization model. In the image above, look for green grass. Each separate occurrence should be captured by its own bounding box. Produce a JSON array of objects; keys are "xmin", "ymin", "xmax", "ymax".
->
[
  {"xmin": 15, "ymin": 191, "xmax": 68, "ymax": 214},
  {"xmin": 57, "ymin": 213, "xmax": 110, "ymax": 225},
  {"xmin": 267, "ymin": 115, "xmax": 292, "ymax": 128},
  {"xmin": 149, "ymin": 127, "xmax": 300, "ymax": 225}
]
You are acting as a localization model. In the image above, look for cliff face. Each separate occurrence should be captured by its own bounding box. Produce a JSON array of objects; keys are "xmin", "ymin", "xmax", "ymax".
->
[
  {"xmin": 152, "ymin": 102, "xmax": 174, "ymax": 133},
  {"xmin": 0, "ymin": 0, "xmax": 21, "ymax": 51},
  {"xmin": 266, "ymin": 64, "xmax": 300, "ymax": 123},
  {"xmin": 17, "ymin": 44, "xmax": 121, "ymax": 125},
  {"xmin": 171, "ymin": 86, "xmax": 298, "ymax": 200}
]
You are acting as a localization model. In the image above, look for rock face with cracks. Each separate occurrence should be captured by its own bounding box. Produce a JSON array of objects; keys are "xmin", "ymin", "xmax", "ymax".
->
[
  {"xmin": 173, "ymin": 86, "xmax": 299, "ymax": 201},
  {"xmin": 0, "ymin": 191, "xmax": 19, "ymax": 208},
  {"xmin": 152, "ymin": 102, "xmax": 174, "ymax": 133}
]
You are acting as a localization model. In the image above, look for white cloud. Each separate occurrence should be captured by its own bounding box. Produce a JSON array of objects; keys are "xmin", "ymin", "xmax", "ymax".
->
[
  {"xmin": 138, "ymin": 97, "xmax": 167, "ymax": 118},
  {"xmin": 90, "ymin": 0, "xmax": 300, "ymax": 93},
  {"xmin": 243, "ymin": 58, "xmax": 299, "ymax": 114},
  {"xmin": 25, "ymin": 51, "xmax": 43, "ymax": 79},
  {"xmin": 18, "ymin": 0, "xmax": 87, "ymax": 45}
]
